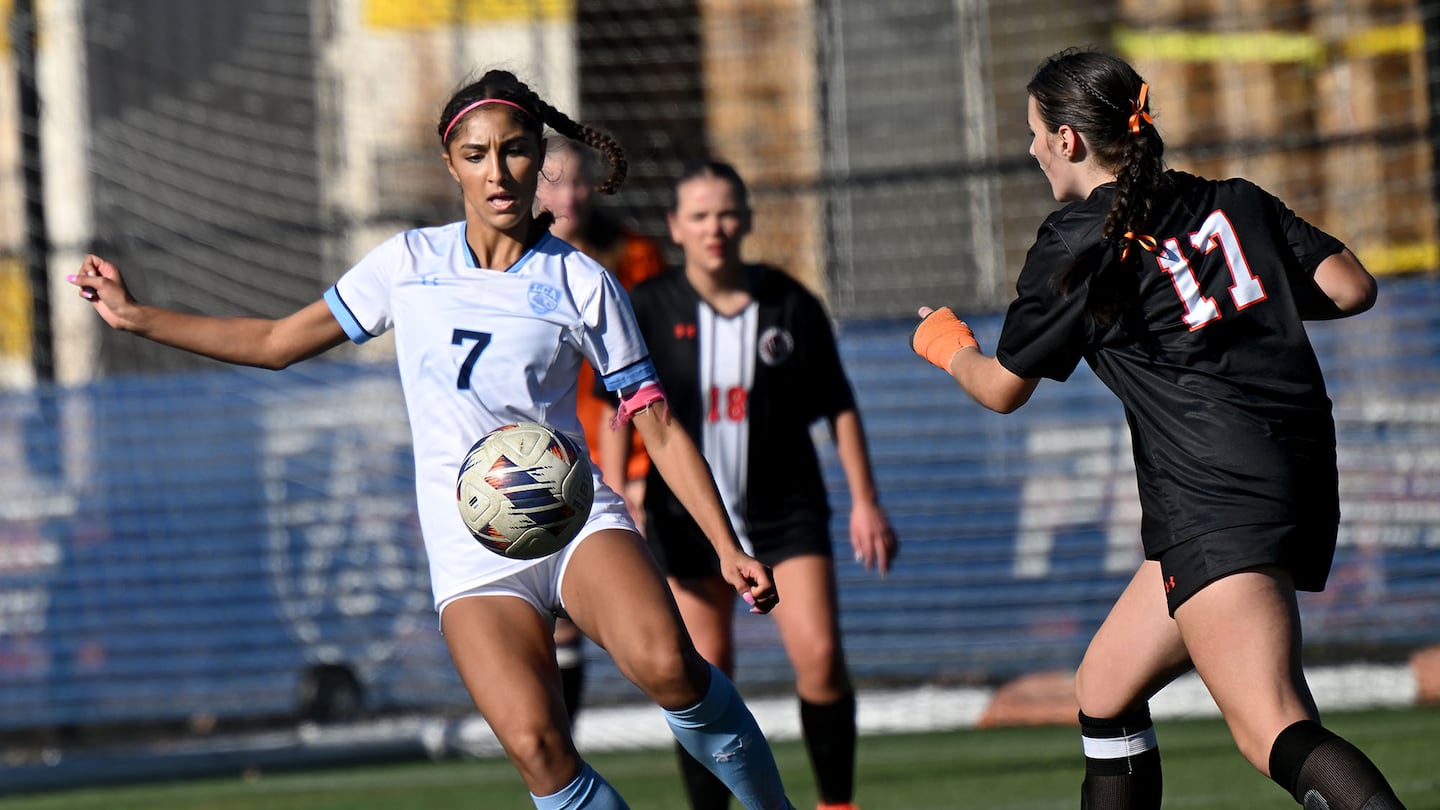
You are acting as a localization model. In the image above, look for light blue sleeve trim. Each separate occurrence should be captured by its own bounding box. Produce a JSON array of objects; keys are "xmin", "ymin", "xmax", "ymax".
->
[
  {"xmin": 600, "ymin": 358, "xmax": 658, "ymax": 393},
  {"xmin": 324, "ymin": 286, "xmax": 374, "ymax": 344}
]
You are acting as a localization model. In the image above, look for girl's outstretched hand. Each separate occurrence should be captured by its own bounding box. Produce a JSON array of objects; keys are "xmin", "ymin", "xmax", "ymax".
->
[{"xmin": 68, "ymin": 254, "xmax": 143, "ymax": 332}]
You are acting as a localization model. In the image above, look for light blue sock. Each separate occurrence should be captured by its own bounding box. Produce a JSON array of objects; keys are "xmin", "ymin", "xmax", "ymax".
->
[
  {"xmin": 530, "ymin": 762, "xmax": 628, "ymax": 809},
  {"xmin": 662, "ymin": 663, "xmax": 794, "ymax": 810}
]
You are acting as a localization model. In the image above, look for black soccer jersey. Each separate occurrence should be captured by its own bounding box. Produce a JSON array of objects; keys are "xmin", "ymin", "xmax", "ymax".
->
[
  {"xmin": 625, "ymin": 265, "xmax": 856, "ymax": 546},
  {"xmin": 995, "ymin": 171, "xmax": 1345, "ymax": 554}
]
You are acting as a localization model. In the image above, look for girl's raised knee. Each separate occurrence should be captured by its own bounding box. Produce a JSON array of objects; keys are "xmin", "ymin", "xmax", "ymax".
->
[
  {"xmin": 626, "ymin": 645, "xmax": 705, "ymax": 708},
  {"xmin": 502, "ymin": 725, "xmax": 579, "ymax": 791}
]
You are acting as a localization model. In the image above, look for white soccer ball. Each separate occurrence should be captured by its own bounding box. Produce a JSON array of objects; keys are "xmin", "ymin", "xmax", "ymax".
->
[{"xmin": 456, "ymin": 422, "xmax": 595, "ymax": 560}]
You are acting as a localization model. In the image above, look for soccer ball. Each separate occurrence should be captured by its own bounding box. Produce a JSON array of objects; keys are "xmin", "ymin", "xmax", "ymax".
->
[{"xmin": 456, "ymin": 422, "xmax": 595, "ymax": 559}]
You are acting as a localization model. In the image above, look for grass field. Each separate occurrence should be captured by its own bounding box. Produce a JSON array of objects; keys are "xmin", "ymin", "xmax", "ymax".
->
[{"xmin": 3, "ymin": 706, "xmax": 1437, "ymax": 809}]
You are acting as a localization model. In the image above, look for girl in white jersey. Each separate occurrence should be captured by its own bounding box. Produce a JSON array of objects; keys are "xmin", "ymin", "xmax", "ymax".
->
[{"xmin": 67, "ymin": 70, "xmax": 795, "ymax": 810}]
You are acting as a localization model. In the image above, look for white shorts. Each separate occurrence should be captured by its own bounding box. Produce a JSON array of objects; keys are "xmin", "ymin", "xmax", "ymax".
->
[{"xmin": 436, "ymin": 477, "xmax": 636, "ymax": 628}]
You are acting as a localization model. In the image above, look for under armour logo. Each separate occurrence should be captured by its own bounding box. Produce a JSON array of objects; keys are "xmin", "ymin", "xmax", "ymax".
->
[
  {"xmin": 674, "ymin": 322, "xmax": 696, "ymax": 339},
  {"xmin": 419, "ymin": 275, "xmax": 440, "ymax": 286},
  {"xmin": 1165, "ymin": 575, "xmax": 1176, "ymax": 593}
]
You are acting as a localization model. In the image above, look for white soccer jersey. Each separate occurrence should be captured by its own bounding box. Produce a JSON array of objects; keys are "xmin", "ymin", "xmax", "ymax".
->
[
  {"xmin": 325, "ymin": 222, "xmax": 653, "ymax": 606},
  {"xmin": 698, "ymin": 302, "xmax": 758, "ymax": 554}
]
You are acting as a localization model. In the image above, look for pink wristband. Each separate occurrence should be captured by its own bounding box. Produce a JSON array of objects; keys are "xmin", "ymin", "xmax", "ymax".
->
[{"xmin": 612, "ymin": 381, "xmax": 666, "ymax": 427}]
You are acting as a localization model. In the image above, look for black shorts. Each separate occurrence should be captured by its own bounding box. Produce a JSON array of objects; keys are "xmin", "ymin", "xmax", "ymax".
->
[
  {"xmin": 646, "ymin": 518, "xmax": 833, "ymax": 579},
  {"xmin": 1156, "ymin": 522, "xmax": 1337, "ymax": 616}
]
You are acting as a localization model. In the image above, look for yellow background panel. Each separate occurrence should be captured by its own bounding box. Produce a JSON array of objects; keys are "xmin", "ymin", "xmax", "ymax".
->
[
  {"xmin": 1358, "ymin": 241, "xmax": 1440, "ymax": 277},
  {"xmin": 0, "ymin": 256, "xmax": 32, "ymax": 361},
  {"xmin": 1116, "ymin": 26, "xmax": 1324, "ymax": 67},
  {"xmin": 1116, "ymin": 21, "xmax": 1423, "ymax": 68},
  {"xmin": 364, "ymin": 0, "xmax": 572, "ymax": 29},
  {"xmin": 1344, "ymin": 23, "xmax": 1423, "ymax": 61},
  {"xmin": 0, "ymin": 0, "xmax": 13, "ymax": 54}
]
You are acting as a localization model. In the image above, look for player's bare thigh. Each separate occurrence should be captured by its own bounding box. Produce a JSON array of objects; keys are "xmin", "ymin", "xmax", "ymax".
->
[
  {"xmin": 769, "ymin": 553, "xmax": 850, "ymax": 702},
  {"xmin": 441, "ymin": 594, "xmax": 579, "ymax": 795},
  {"xmin": 561, "ymin": 527, "xmax": 709, "ymax": 709},
  {"xmin": 1075, "ymin": 560, "xmax": 1192, "ymax": 718},
  {"xmin": 668, "ymin": 574, "xmax": 738, "ymax": 673},
  {"xmin": 1173, "ymin": 565, "xmax": 1318, "ymax": 772}
]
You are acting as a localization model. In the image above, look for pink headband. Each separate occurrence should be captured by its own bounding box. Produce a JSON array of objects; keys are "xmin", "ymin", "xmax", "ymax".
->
[{"xmin": 441, "ymin": 98, "xmax": 536, "ymax": 144}]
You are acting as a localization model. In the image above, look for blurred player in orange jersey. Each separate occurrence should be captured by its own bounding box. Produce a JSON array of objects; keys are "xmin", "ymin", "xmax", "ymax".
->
[{"xmin": 537, "ymin": 135, "xmax": 664, "ymax": 722}]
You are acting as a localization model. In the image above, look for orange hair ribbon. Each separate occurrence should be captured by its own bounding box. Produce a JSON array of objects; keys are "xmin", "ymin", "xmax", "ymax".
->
[
  {"xmin": 1120, "ymin": 231, "xmax": 1159, "ymax": 262},
  {"xmin": 1128, "ymin": 83, "xmax": 1154, "ymax": 134}
]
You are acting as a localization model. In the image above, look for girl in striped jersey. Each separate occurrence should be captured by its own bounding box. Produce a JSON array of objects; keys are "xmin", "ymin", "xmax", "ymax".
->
[{"xmin": 606, "ymin": 162, "xmax": 897, "ymax": 810}]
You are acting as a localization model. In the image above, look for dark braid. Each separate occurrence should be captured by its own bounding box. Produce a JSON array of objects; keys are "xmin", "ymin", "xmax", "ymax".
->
[
  {"xmin": 1057, "ymin": 64, "xmax": 1124, "ymax": 116},
  {"xmin": 530, "ymin": 98, "xmax": 627, "ymax": 195},
  {"xmin": 1028, "ymin": 49, "xmax": 1169, "ymax": 317},
  {"xmin": 438, "ymin": 70, "xmax": 628, "ymax": 195},
  {"xmin": 1103, "ymin": 123, "xmax": 1165, "ymax": 263}
]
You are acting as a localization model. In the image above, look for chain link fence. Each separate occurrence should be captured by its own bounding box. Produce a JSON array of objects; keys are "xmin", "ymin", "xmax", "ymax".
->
[{"xmin": 53, "ymin": 1, "xmax": 1440, "ymax": 377}]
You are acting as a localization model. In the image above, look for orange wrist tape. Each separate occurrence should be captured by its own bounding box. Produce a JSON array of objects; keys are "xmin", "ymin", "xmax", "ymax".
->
[{"xmin": 911, "ymin": 307, "xmax": 978, "ymax": 371}]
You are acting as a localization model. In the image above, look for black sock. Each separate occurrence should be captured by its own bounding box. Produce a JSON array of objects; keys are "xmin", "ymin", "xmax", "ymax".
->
[
  {"xmin": 1079, "ymin": 707, "xmax": 1162, "ymax": 810},
  {"xmin": 674, "ymin": 739, "xmax": 731, "ymax": 810},
  {"xmin": 556, "ymin": 639, "xmax": 585, "ymax": 722},
  {"xmin": 801, "ymin": 693, "xmax": 857, "ymax": 804},
  {"xmin": 1269, "ymin": 720, "xmax": 1407, "ymax": 810}
]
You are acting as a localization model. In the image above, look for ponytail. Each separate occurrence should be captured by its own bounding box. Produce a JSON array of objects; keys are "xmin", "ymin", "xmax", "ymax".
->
[
  {"xmin": 1028, "ymin": 49, "xmax": 1169, "ymax": 322},
  {"xmin": 1100, "ymin": 104, "xmax": 1167, "ymax": 268}
]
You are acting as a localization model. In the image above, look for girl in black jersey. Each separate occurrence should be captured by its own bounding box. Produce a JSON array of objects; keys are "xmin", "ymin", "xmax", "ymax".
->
[
  {"xmin": 604, "ymin": 162, "xmax": 897, "ymax": 810},
  {"xmin": 913, "ymin": 50, "xmax": 1406, "ymax": 810}
]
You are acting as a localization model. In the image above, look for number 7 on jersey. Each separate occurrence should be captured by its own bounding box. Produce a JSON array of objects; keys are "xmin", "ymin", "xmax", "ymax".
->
[{"xmin": 452, "ymin": 329, "xmax": 492, "ymax": 390}]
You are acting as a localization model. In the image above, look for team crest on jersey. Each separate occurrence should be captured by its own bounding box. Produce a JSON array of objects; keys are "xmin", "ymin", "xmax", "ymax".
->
[
  {"xmin": 528, "ymin": 282, "xmax": 561, "ymax": 315},
  {"xmin": 757, "ymin": 326, "xmax": 794, "ymax": 366}
]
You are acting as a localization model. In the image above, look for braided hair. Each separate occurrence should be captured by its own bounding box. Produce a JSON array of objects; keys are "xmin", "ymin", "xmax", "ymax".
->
[
  {"xmin": 438, "ymin": 70, "xmax": 628, "ymax": 195},
  {"xmin": 1027, "ymin": 49, "xmax": 1168, "ymax": 310}
]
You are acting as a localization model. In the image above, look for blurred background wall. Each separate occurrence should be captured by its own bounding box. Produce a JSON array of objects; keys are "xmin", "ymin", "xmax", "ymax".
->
[{"xmin": 1, "ymin": 0, "xmax": 1426, "ymax": 382}]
